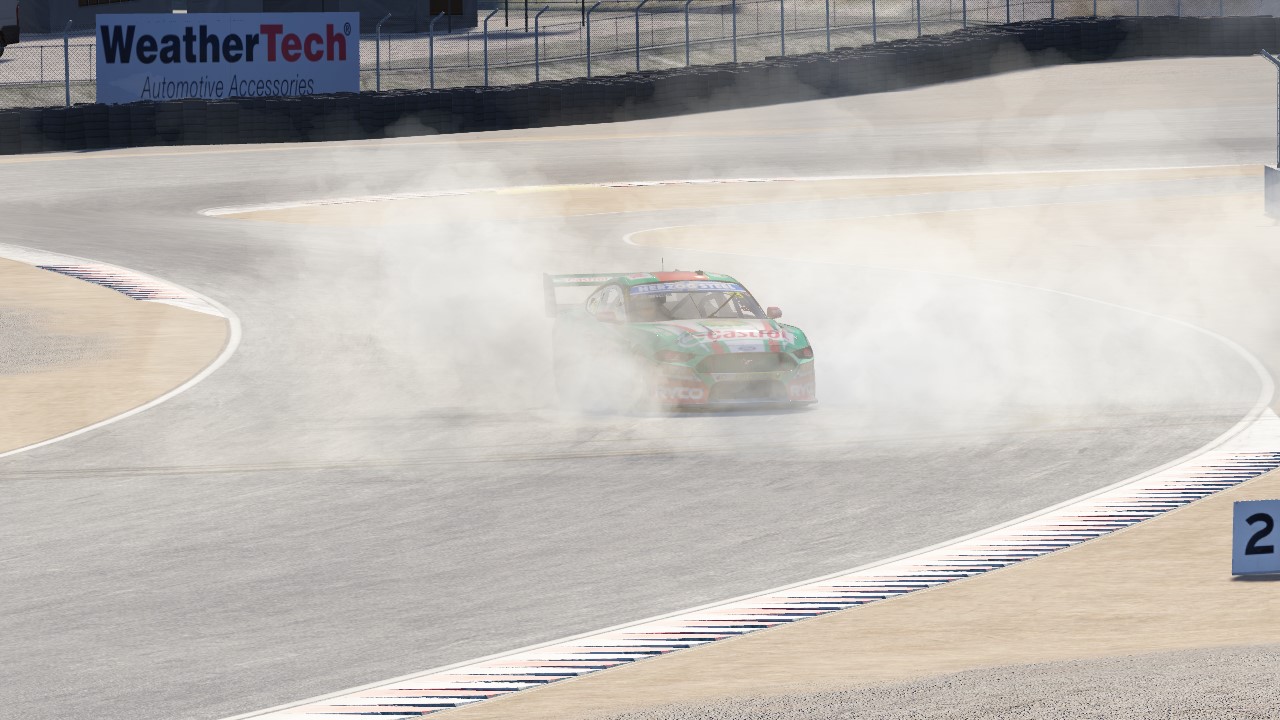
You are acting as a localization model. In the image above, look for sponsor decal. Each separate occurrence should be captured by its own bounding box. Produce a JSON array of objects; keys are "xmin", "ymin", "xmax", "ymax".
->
[
  {"xmin": 630, "ymin": 281, "xmax": 745, "ymax": 295},
  {"xmin": 674, "ymin": 323, "xmax": 792, "ymax": 348},
  {"xmin": 705, "ymin": 328, "xmax": 784, "ymax": 340},
  {"xmin": 96, "ymin": 13, "xmax": 358, "ymax": 104},
  {"xmin": 553, "ymin": 276, "xmax": 617, "ymax": 285}
]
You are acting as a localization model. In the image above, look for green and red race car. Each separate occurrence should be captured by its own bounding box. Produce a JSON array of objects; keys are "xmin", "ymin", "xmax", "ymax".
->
[{"xmin": 545, "ymin": 270, "xmax": 816, "ymax": 409}]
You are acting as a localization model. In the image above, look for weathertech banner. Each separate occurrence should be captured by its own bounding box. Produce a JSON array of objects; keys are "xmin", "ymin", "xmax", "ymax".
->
[{"xmin": 96, "ymin": 13, "xmax": 359, "ymax": 105}]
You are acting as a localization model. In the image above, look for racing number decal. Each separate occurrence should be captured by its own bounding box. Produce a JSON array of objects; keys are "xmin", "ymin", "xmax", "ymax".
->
[{"xmin": 1245, "ymin": 513, "xmax": 1275, "ymax": 555}]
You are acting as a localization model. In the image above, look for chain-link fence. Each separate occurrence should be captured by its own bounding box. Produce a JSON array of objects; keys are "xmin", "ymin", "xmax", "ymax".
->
[
  {"xmin": 0, "ymin": 33, "xmax": 98, "ymax": 108},
  {"xmin": 374, "ymin": 0, "xmax": 1000, "ymax": 89},
  {"xmin": 0, "ymin": 0, "xmax": 1271, "ymax": 108},
  {"xmin": 364, "ymin": 0, "xmax": 1273, "ymax": 89}
]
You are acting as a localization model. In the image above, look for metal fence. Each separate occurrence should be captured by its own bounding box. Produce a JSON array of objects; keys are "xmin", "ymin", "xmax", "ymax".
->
[{"xmin": 0, "ymin": 0, "xmax": 1270, "ymax": 108}]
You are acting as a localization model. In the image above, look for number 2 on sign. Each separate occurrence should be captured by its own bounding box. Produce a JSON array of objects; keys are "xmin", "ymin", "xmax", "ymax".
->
[{"xmin": 1245, "ymin": 513, "xmax": 1275, "ymax": 555}]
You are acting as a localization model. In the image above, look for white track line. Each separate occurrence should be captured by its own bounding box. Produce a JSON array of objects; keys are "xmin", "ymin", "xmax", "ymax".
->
[
  {"xmin": 0, "ymin": 242, "xmax": 242, "ymax": 461},
  {"xmin": 222, "ymin": 169, "xmax": 1280, "ymax": 720},
  {"xmin": 198, "ymin": 165, "xmax": 1250, "ymax": 217}
]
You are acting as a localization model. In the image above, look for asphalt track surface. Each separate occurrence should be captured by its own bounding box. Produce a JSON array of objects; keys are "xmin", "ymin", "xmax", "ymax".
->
[{"xmin": 0, "ymin": 58, "xmax": 1273, "ymax": 720}]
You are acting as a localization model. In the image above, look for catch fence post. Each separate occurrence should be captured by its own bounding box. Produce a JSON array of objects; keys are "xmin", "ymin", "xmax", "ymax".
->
[
  {"xmin": 63, "ymin": 19, "xmax": 72, "ymax": 107},
  {"xmin": 685, "ymin": 0, "xmax": 694, "ymax": 65},
  {"xmin": 429, "ymin": 12, "xmax": 445, "ymax": 89},
  {"xmin": 535, "ymin": 5, "xmax": 550, "ymax": 81},
  {"xmin": 483, "ymin": 7, "xmax": 499, "ymax": 86},
  {"xmin": 635, "ymin": 0, "xmax": 650, "ymax": 72},
  {"xmin": 731, "ymin": 0, "xmax": 738, "ymax": 62},
  {"xmin": 780, "ymin": 0, "xmax": 785, "ymax": 56},
  {"xmin": 375, "ymin": 13, "xmax": 391, "ymax": 91},
  {"xmin": 917, "ymin": 0, "xmax": 922, "ymax": 36},
  {"xmin": 1006, "ymin": 0, "xmax": 1010, "ymax": 23},
  {"xmin": 586, "ymin": 1, "xmax": 602, "ymax": 77},
  {"xmin": 962, "ymin": 0, "xmax": 967, "ymax": 27},
  {"xmin": 1093, "ymin": 0, "xmax": 1097, "ymax": 17},
  {"xmin": 1259, "ymin": 50, "xmax": 1280, "ymax": 168},
  {"xmin": 825, "ymin": 0, "xmax": 830, "ymax": 50}
]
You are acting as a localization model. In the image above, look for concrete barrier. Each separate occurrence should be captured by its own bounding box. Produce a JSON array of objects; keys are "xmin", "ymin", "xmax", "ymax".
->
[
  {"xmin": 1264, "ymin": 166, "xmax": 1280, "ymax": 218},
  {"xmin": 2, "ymin": 17, "xmax": 1279, "ymax": 155}
]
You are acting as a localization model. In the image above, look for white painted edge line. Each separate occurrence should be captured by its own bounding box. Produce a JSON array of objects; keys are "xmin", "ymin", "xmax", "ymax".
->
[
  {"xmin": 224, "ymin": 170, "xmax": 1278, "ymax": 720},
  {"xmin": 197, "ymin": 164, "xmax": 1253, "ymax": 217},
  {"xmin": 0, "ymin": 242, "xmax": 243, "ymax": 462}
]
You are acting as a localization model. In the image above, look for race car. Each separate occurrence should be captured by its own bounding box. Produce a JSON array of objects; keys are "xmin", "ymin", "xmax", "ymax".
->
[{"xmin": 545, "ymin": 270, "xmax": 815, "ymax": 409}]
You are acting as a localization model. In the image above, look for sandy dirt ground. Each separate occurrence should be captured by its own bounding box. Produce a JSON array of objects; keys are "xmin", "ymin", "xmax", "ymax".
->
[
  {"xmin": 0, "ymin": 258, "xmax": 230, "ymax": 453},
  {"xmin": 595, "ymin": 643, "xmax": 1280, "ymax": 720},
  {"xmin": 225, "ymin": 166, "xmax": 1250, "ymax": 225}
]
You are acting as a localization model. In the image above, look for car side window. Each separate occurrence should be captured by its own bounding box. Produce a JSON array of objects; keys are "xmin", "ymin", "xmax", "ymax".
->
[
  {"xmin": 586, "ymin": 285, "xmax": 626, "ymax": 321},
  {"xmin": 585, "ymin": 286, "xmax": 605, "ymax": 315},
  {"xmin": 601, "ymin": 285, "xmax": 622, "ymax": 313},
  {"xmin": 602, "ymin": 285, "xmax": 626, "ymax": 321}
]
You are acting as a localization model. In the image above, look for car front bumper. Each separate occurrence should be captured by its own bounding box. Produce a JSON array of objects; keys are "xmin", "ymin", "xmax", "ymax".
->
[{"xmin": 650, "ymin": 359, "xmax": 816, "ymax": 406}]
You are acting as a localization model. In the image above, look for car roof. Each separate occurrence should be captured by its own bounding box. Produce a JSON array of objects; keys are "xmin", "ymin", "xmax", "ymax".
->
[{"xmin": 616, "ymin": 271, "xmax": 740, "ymax": 287}]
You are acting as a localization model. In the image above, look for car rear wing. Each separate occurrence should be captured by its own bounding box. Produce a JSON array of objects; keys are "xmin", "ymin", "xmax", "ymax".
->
[{"xmin": 543, "ymin": 273, "xmax": 627, "ymax": 317}]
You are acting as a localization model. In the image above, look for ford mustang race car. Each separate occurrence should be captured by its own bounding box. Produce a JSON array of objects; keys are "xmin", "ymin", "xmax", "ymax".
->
[{"xmin": 546, "ymin": 270, "xmax": 815, "ymax": 409}]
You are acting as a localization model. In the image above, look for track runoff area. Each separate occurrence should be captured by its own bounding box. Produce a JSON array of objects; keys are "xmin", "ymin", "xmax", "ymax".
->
[{"xmin": 3, "ymin": 57, "xmax": 1280, "ymax": 720}]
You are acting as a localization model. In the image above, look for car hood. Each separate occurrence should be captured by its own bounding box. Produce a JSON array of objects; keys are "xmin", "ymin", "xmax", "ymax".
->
[{"xmin": 632, "ymin": 318, "xmax": 808, "ymax": 354}]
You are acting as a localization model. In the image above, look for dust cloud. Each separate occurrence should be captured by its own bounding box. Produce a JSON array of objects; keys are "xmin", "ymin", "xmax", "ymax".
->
[{"xmin": 246, "ymin": 55, "xmax": 1271, "ymax": 462}]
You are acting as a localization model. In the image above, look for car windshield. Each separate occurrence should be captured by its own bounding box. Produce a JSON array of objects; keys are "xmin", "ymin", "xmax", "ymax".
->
[{"xmin": 628, "ymin": 282, "xmax": 766, "ymax": 322}]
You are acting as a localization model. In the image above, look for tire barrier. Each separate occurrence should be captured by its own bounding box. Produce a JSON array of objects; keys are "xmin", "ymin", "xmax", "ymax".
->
[{"xmin": 1, "ymin": 16, "xmax": 1277, "ymax": 155}]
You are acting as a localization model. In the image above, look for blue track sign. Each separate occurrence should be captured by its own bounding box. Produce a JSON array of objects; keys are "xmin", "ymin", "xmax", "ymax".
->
[{"xmin": 1232, "ymin": 500, "xmax": 1280, "ymax": 576}]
